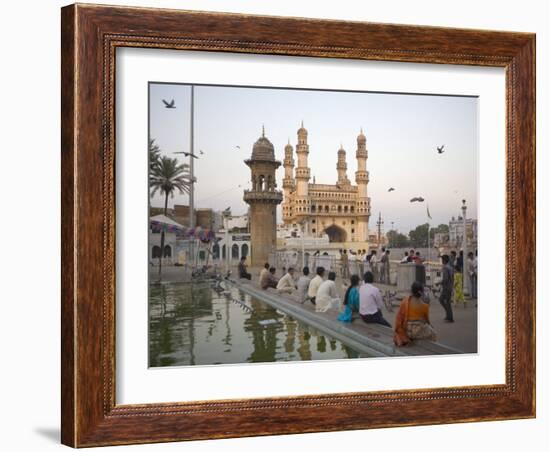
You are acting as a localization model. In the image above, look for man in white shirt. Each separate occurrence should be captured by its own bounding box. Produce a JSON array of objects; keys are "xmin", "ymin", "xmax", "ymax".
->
[
  {"xmin": 369, "ymin": 250, "xmax": 379, "ymax": 282},
  {"xmin": 258, "ymin": 262, "xmax": 270, "ymax": 284},
  {"xmin": 307, "ymin": 266, "xmax": 325, "ymax": 306},
  {"xmin": 358, "ymin": 271, "xmax": 391, "ymax": 327},
  {"xmin": 277, "ymin": 267, "xmax": 296, "ymax": 294},
  {"xmin": 315, "ymin": 271, "xmax": 340, "ymax": 312},
  {"xmin": 296, "ymin": 267, "xmax": 311, "ymax": 303}
]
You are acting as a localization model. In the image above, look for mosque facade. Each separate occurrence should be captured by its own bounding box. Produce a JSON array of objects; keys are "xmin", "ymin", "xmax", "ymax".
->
[{"xmin": 281, "ymin": 123, "xmax": 371, "ymax": 243}]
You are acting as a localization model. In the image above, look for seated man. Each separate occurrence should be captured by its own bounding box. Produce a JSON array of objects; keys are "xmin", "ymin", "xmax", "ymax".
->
[
  {"xmin": 237, "ymin": 256, "xmax": 251, "ymax": 280},
  {"xmin": 358, "ymin": 271, "xmax": 391, "ymax": 327},
  {"xmin": 296, "ymin": 267, "xmax": 311, "ymax": 303},
  {"xmin": 261, "ymin": 267, "xmax": 278, "ymax": 290},
  {"xmin": 258, "ymin": 262, "xmax": 270, "ymax": 284},
  {"xmin": 307, "ymin": 266, "xmax": 325, "ymax": 305},
  {"xmin": 277, "ymin": 267, "xmax": 296, "ymax": 294},
  {"xmin": 315, "ymin": 271, "xmax": 340, "ymax": 312}
]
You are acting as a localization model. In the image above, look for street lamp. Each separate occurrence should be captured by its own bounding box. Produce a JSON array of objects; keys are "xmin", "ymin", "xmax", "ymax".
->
[
  {"xmin": 461, "ymin": 199, "xmax": 469, "ymax": 296},
  {"xmin": 222, "ymin": 208, "xmax": 232, "ymax": 275}
]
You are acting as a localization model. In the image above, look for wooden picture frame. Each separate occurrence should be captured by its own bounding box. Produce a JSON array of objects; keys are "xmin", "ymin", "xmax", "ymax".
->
[{"xmin": 61, "ymin": 3, "xmax": 535, "ymax": 447}]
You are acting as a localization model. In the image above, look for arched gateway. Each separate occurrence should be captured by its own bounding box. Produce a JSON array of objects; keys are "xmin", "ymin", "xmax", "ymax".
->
[{"xmin": 324, "ymin": 224, "xmax": 347, "ymax": 243}]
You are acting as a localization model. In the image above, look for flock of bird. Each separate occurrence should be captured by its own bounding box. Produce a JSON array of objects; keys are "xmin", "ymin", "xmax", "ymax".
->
[{"xmin": 163, "ymin": 98, "xmax": 451, "ymax": 205}]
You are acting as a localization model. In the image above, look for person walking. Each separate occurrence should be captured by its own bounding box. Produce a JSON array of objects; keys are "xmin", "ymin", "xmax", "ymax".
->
[
  {"xmin": 358, "ymin": 271, "xmax": 391, "ymax": 327},
  {"xmin": 439, "ymin": 255, "xmax": 454, "ymax": 322},
  {"xmin": 307, "ymin": 266, "xmax": 325, "ymax": 305},
  {"xmin": 315, "ymin": 271, "xmax": 340, "ymax": 312},
  {"xmin": 384, "ymin": 249, "xmax": 391, "ymax": 284},
  {"xmin": 340, "ymin": 249, "xmax": 349, "ymax": 280},
  {"xmin": 370, "ymin": 250, "xmax": 379, "ymax": 282},
  {"xmin": 467, "ymin": 251, "xmax": 478, "ymax": 299},
  {"xmin": 379, "ymin": 250, "xmax": 388, "ymax": 284},
  {"xmin": 453, "ymin": 263, "xmax": 466, "ymax": 307}
]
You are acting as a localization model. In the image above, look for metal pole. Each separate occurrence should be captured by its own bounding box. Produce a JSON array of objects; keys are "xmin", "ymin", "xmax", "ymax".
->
[
  {"xmin": 188, "ymin": 85, "xmax": 196, "ymax": 270},
  {"xmin": 224, "ymin": 216, "xmax": 230, "ymax": 275},
  {"xmin": 189, "ymin": 85, "xmax": 195, "ymax": 228},
  {"xmin": 461, "ymin": 200, "xmax": 469, "ymax": 296}
]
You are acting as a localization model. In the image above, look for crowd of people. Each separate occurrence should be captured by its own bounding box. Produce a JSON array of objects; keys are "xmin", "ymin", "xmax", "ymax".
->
[{"xmin": 236, "ymin": 246, "xmax": 478, "ymax": 347}]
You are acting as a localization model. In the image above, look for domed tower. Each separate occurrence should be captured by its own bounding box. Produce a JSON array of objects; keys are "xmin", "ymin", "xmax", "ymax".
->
[
  {"xmin": 294, "ymin": 121, "xmax": 311, "ymax": 230},
  {"xmin": 243, "ymin": 126, "xmax": 283, "ymax": 266},
  {"xmin": 282, "ymin": 139, "xmax": 295, "ymax": 224},
  {"xmin": 336, "ymin": 143, "xmax": 350, "ymax": 186},
  {"xmin": 355, "ymin": 128, "xmax": 371, "ymax": 241}
]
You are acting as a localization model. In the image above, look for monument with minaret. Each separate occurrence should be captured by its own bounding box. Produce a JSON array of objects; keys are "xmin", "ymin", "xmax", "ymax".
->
[
  {"xmin": 282, "ymin": 123, "xmax": 371, "ymax": 245},
  {"xmin": 243, "ymin": 127, "xmax": 283, "ymax": 266}
]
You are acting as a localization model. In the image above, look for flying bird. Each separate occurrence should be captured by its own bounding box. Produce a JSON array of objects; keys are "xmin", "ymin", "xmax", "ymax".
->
[
  {"xmin": 199, "ymin": 150, "xmax": 204, "ymax": 155},
  {"xmin": 162, "ymin": 99, "xmax": 176, "ymax": 109},
  {"xmin": 388, "ymin": 187, "xmax": 395, "ymax": 192},
  {"xmin": 174, "ymin": 151, "xmax": 199, "ymax": 159},
  {"xmin": 410, "ymin": 197, "xmax": 425, "ymax": 202},
  {"xmin": 437, "ymin": 145, "xmax": 445, "ymax": 154}
]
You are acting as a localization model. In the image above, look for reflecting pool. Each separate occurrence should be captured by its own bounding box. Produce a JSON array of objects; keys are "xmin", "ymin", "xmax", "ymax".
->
[{"xmin": 148, "ymin": 281, "xmax": 361, "ymax": 367}]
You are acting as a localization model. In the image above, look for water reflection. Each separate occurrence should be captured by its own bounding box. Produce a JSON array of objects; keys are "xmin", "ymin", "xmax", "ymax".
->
[{"xmin": 149, "ymin": 282, "xmax": 360, "ymax": 367}]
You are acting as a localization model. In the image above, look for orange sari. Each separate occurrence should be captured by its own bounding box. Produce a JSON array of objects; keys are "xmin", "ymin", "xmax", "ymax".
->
[{"xmin": 393, "ymin": 297, "xmax": 410, "ymax": 346}]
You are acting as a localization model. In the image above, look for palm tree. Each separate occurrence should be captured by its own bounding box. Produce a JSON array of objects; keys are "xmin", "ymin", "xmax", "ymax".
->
[
  {"xmin": 150, "ymin": 156, "xmax": 192, "ymax": 277},
  {"xmin": 149, "ymin": 139, "xmax": 161, "ymax": 174}
]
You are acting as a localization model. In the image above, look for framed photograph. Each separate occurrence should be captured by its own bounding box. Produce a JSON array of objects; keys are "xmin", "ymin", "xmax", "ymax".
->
[{"xmin": 61, "ymin": 3, "xmax": 535, "ymax": 447}]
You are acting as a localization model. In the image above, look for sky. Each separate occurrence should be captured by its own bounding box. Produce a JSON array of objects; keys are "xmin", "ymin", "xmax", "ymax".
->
[{"xmin": 149, "ymin": 83, "xmax": 477, "ymax": 234}]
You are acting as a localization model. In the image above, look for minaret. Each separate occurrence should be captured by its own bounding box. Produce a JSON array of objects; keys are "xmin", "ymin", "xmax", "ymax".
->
[
  {"xmin": 282, "ymin": 139, "xmax": 295, "ymax": 224},
  {"xmin": 243, "ymin": 127, "xmax": 283, "ymax": 266},
  {"xmin": 355, "ymin": 128, "xmax": 371, "ymax": 242},
  {"xmin": 336, "ymin": 143, "xmax": 350, "ymax": 185},
  {"xmin": 294, "ymin": 121, "xmax": 311, "ymax": 229}
]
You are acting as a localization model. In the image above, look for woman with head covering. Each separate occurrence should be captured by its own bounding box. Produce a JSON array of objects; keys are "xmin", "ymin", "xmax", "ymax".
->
[{"xmin": 394, "ymin": 281, "xmax": 436, "ymax": 346}]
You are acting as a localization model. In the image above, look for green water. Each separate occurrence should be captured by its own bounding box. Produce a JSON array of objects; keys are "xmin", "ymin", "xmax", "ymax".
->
[{"xmin": 148, "ymin": 282, "xmax": 360, "ymax": 367}]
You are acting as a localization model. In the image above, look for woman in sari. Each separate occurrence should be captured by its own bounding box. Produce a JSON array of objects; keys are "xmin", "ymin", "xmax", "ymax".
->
[
  {"xmin": 338, "ymin": 274, "xmax": 360, "ymax": 322},
  {"xmin": 394, "ymin": 281, "xmax": 436, "ymax": 346},
  {"xmin": 453, "ymin": 263, "xmax": 466, "ymax": 307}
]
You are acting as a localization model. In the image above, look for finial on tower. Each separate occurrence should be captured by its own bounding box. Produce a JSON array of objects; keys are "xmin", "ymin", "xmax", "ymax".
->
[
  {"xmin": 360, "ymin": 127, "xmax": 363, "ymax": 134},
  {"xmin": 262, "ymin": 124, "xmax": 265, "ymax": 137},
  {"xmin": 301, "ymin": 120, "xmax": 304, "ymax": 128}
]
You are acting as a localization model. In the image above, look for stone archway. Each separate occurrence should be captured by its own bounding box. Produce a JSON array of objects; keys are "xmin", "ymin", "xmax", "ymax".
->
[{"xmin": 324, "ymin": 224, "xmax": 347, "ymax": 243}]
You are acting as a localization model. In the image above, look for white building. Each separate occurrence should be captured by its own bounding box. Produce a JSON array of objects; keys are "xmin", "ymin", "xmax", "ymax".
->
[{"xmin": 448, "ymin": 216, "xmax": 478, "ymax": 250}]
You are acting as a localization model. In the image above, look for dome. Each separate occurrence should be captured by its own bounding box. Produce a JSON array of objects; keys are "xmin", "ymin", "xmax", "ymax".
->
[
  {"xmin": 357, "ymin": 127, "xmax": 366, "ymax": 143},
  {"xmin": 251, "ymin": 135, "xmax": 276, "ymax": 160},
  {"xmin": 338, "ymin": 143, "xmax": 346, "ymax": 153},
  {"xmin": 285, "ymin": 140, "xmax": 293, "ymax": 152},
  {"xmin": 297, "ymin": 120, "xmax": 307, "ymax": 136}
]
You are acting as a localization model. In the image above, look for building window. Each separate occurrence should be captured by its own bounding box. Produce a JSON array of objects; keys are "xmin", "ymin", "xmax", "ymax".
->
[
  {"xmin": 163, "ymin": 245, "xmax": 172, "ymax": 257},
  {"xmin": 351, "ymin": 220, "xmax": 355, "ymax": 225},
  {"xmin": 351, "ymin": 229, "xmax": 355, "ymax": 234},
  {"xmin": 312, "ymin": 228, "xmax": 316, "ymax": 233},
  {"xmin": 312, "ymin": 219, "xmax": 316, "ymax": 223},
  {"xmin": 152, "ymin": 246, "xmax": 161, "ymax": 258}
]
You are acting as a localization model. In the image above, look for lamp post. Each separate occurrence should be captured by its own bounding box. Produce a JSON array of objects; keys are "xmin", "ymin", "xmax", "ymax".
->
[
  {"xmin": 461, "ymin": 199, "xmax": 469, "ymax": 296},
  {"xmin": 222, "ymin": 210, "xmax": 232, "ymax": 275}
]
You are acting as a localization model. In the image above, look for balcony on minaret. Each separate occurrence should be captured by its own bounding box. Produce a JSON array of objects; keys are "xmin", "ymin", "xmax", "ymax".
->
[
  {"xmin": 355, "ymin": 170, "xmax": 369, "ymax": 184},
  {"xmin": 356, "ymin": 149, "xmax": 368, "ymax": 159},
  {"xmin": 295, "ymin": 167, "xmax": 311, "ymax": 179}
]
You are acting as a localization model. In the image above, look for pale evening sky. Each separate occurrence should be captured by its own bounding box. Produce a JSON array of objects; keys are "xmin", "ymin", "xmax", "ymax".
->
[{"xmin": 149, "ymin": 83, "xmax": 477, "ymax": 234}]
